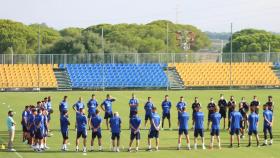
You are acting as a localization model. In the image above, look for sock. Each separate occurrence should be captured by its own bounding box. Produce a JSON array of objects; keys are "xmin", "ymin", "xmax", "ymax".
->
[
  {"xmin": 218, "ymin": 142, "xmax": 221, "ymax": 147},
  {"xmin": 187, "ymin": 143, "xmax": 190, "ymax": 148},
  {"xmin": 148, "ymin": 145, "xmax": 151, "ymax": 149},
  {"xmin": 91, "ymin": 146, "xmax": 94, "ymax": 150},
  {"xmin": 270, "ymin": 139, "xmax": 273, "ymax": 144},
  {"xmin": 61, "ymin": 145, "xmax": 64, "ymax": 149},
  {"xmin": 83, "ymin": 146, "xmax": 86, "ymax": 150},
  {"xmin": 99, "ymin": 146, "xmax": 102, "ymax": 150},
  {"xmin": 76, "ymin": 146, "xmax": 79, "ymax": 150},
  {"xmin": 264, "ymin": 139, "xmax": 267, "ymax": 144},
  {"xmin": 128, "ymin": 147, "xmax": 131, "ymax": 150},
  {"xmin": 136, "ymin": 147, "xmax": 138, "ymax": 150},
  {"xmin": 36, "ymin": 144, "xmax": 39, "ymax": 149},
  {"xmin": 156, "ymin": 146, "xmax": 158, "ymax": 150},
  {"xmin": 44, "ymin": 143, "xmax": 47, "ymax": 147},
  {"xmin": 178, "ymin": 143, "xmax": 181, "ymax": 148}
]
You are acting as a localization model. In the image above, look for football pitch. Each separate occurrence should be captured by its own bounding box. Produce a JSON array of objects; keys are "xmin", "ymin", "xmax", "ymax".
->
[{"xmin": 0, "ymin": 89, "xmax": 279, "ymax": 158}]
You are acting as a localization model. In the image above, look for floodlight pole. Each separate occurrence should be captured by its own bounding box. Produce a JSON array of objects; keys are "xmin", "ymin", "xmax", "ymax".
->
[
  {"xmin": 38, "ymin": 25, "xmax": 41, "ymax": 92},
  {"xmin": 230, "ymin": 23, "xmax": 233, "ymax": 90},
  {"xmin": 101, "ymin": 27, "xmax": 105, "ymax": 91}
]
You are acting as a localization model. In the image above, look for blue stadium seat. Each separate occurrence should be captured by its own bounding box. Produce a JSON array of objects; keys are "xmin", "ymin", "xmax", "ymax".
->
[{"xmin": 65, "ymin": 63, "xmax": 168, "ymax": 88}]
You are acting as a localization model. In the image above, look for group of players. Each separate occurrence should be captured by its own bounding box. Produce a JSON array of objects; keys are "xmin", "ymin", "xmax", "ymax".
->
[{"xmin": 21, "ymin": 93, "xmax": 274, "ymax": 152}]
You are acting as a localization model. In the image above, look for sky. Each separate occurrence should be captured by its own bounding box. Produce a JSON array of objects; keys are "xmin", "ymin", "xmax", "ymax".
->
[{"xmin": 0, "ymin": 0, "xmax": 280, "ymax": 32}]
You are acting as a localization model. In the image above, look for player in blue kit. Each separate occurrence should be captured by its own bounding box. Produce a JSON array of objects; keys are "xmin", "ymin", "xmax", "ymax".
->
[
  {"xmin": 129, "ymin": 93, "xmax": 139, "ymax": 118},
  {"xmin": 75, "ymin": 108, "xmax": 87, "ymax": 153},
  {"xmin": 59, "ymin": 96, "xmax": 68, "ymax": 115},
  {"xmin": 28, "ymin": 108, "xmax": 37, "ymax": 148},
  {"xmin": 177, "ymin": 107, "xmax": 191, "ymax": 150},
  {"xmin": 129, "ymin": 93, "xmax": 139, "ymax": 129},
  {"xmin": 161, "ymin": 95, "xmax": 172, "ymax": 129},
  {"xmin": 147, "ymin": 107, "xmax": 161, "ymax": 151},
  {"xmin": 73, "ymin": 97, "xmax": 85, "ymax": 129},
  {"xmin": 60, "ymin": 110, "xmax": 70, "ymax": 151},
  {"xmin": 101, "ymin": 94, "xmax": 116, "ymax": 130},
  {"xmin": 247, "ymin": 107, "xmax": 260, "ymax": 147},
  {"xmin": 42, "ymin": 109, "xmax": 49, "ymax": 149},
  {"xmin": 34, "ymin": 108, "xmax": 44, "ymax": 152},
  {"xmin": 87, "ymin": 94, "xmax": 99, "ymax": 129},
  {"xmin": 144, "ymin": 97, "xmax": 154, "ymax": 128},
  {"xmin": 209, "ymin": 106, "xmax": 222, "ymax": 149},
  {"xmin": 90, "ymin": 109, "xmax": 103, "ymax": 152},
  {"xmin": 21, "ymin": 106, "xmax": 30, "ymax": 144},
  {"xmin": 229, "ymin": 105, "xmax": 243, "ymax": 147},
  {"xmin": 128, "ymin": 111, "xmax": 141, "ymax": 152},
  {"xmin": 109, "ymin": 112, "xmax": 122, "ymax": 152},
  {"xmin": 193, "ymin": 106, "xmax": 206, "ymax": 150},
  {"xmin": 262, "ymin": 104, "xmax": 273, "ymax": 146}
]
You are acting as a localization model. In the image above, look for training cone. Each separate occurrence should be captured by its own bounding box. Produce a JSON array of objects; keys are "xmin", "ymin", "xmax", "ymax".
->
[{"xmin": 1, "ymin": 144, "xmax": 5, "ymax": 150}]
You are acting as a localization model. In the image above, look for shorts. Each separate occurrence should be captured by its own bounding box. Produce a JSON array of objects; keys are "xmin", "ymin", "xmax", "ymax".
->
[
  {"xmin": 211, "ymin": 129, "xmax": 220, "ymax": 136},
  {"xmin": 129, "ymin": 111, "xmax": 137, "ymax": 118},
  {"xmin": 192, "ymin": 111, "xmax": 196, "ymax": 120},
  {"xmin": 248, "ymin": 130, "xmax": 258, "ymax": 136},
  {"xmin": 111, "ymin": 133, "xmax": 120, "ymax": 140},
  {"xmin": 228, "ymin": 110, "xmax": 233, "ymax": 119},
  {"xmin": 148, "ymin": 130, "xmax": 159, "ymax": 139},
  {"xmin": 104, "ymin": 111, "xmax": 113, "ymax": 119},
  {"xmin": 47, "ymin": 113, "xmax": 51, "ymax": 122},
  {"xmin": 194, "ymin": 129, "xmax": 204, "ymax": 137},
  {"xmin": 61, "ymin": 131, "xmax": 69, "ymax": 139},
  {"xmin": 77, "ymin": 130, "xmax": 87, "ymax": 139},
  {"xmin": 35, "ymin": 129, "xmax": 44, "ymax": 139},
  {"xmin": 22, "ymin": 125, "xmax": 28, "ymax": 132},
  {"xmin": 179, "ymin": 129, "xmax": 188, "ymax": 135},
  {"xmin": 219, "ymin": 109, "xmax": 226, "ymax": 118},
  {"xmin": 29, "ymin": 129, "xmax": 35, "ymax": 137},
  {"xmin": 145, "ymin": 113, "xmax": 152, "ymax": 121},
  {"xmin": 230, "ymin": 128, "xmax": 240, "ymax": 135},
  {"xmin": 130, "ymin": 131, "xmax": 140, "ymax": 140},
  {"xmin": 240, "ymin": 120, "xmax": 245, "ymax": 129},
  {"xmin": 92, "ymin": 131, "xmax": 102, "ymax": 139},
  {"xmin": 208, "ymin": 111, "xmax": 214, "ymax": 121},
  {"xmin": 162, "ymin": 112, "xmax": 170, "ymax": 119}
]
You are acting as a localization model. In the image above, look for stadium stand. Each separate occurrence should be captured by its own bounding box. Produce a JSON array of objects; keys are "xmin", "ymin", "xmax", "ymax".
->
[
  {"xmin": 171, "ymin": 62, "xmax": 280, "ymax": 87},
  {"xmin": 63, "ymin": 64, "xmax": 168, "ymax": 88},
  {"xmin": 0, "ymin": 64, "xmax": 57, "ymax": 88}
]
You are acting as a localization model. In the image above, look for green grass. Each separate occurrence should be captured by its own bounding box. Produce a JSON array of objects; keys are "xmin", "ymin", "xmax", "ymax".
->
[{"xmin": 0, "ymin": 90, "xmax": 279, "ymax": 158}]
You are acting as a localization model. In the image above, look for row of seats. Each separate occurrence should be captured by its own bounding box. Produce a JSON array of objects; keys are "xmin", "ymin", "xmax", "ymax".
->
[
  {"xmin": 172, "ymin": 62, "xmax": 280, "ymax": 87},
  {"xmin": 0, "ymin": 64, "xmax": 57, "ymax": 88},
  {"xmin": 65, "ymin": 64, "xmax": 168, "ymax": 88}
]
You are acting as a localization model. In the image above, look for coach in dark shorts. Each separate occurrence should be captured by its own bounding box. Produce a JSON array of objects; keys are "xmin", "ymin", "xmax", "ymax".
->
[
  {"xmin": 191, "ymin": 97, "xmax": 201, "ymax": 128},
  {"xmin": 250, "ymin": 96, "xmax": 260, "ymax": 114}
]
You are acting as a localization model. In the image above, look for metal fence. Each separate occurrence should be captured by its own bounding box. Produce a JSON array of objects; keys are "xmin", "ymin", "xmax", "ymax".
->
[{"xmin": 0, "ymin": 52, "xmax": 279, "ymax": 65}]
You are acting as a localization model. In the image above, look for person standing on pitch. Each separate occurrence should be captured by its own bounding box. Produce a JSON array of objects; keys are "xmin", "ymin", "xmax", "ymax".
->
[
  {"xmin": 176, "ymin": 96, "xmax": 186, "ymax": 127},
  {"xmin": 161, "ymin": 95, "xmax": 172, "ymax": 129},
  {"xmin": 87, "ymin": 94, "xmax": 99, "ymax": 129},
  {"xmin": 262, "ymin": 104, "xmax": 273, "ymax": 146},
  {"xmin": 193, "ymin": 106, "xmax": 206, "ymax": 150},
  {"xmin": 177, "ymin": 107, "xmax": 191, "ymax": 150},
  {"xmin": 250, "ymin": 96, "xmax": 260, "ymax": 115},
  {"xmin": 75, "ymin": 108, "xmax": 87, "ymax": 153},
  {"xmin": 90, "ymin": 109, "xmax": 103, "ymax": 151},
  {"xmin": 129, "ymin": 93, "xmax": 139, "ymax": 128},
  {"xmin": 60, "ymin": 110, "xmax": 70, "ymax": 151},
  {"xmin": 109, "ymin": 112, "xmax": 122, "ymax": 152},
  {"xmin": 229, "ymin": 105, "xmax": 242, "ymax": 148},
  {"xmin": 247, "ymin": 107, "xmax": 260, "ymax": 147},
  {"xmin": 7, "ymin": 110, "xmax": 16, "ymax": 152},
  {"xmin": 207, "ymin": 98, "xmax": 215, "ymax": 130},
  {"xmin": 147, "ymin": 107, "xmax": 161, "ymax": 151},
  {"xmin": 191, "ymin": 97, "xmax": 201, "ymax": 129},
  {"xmin": 128, "ymin": 111, "xmax": 141, "ymax": 152},
  {"xmin": 59, "ymin": 96, "xmax": 68, "ymax": 115},
  {"xmin": 101, "ymin": 94, "xmax": 116, "ymax": 130},
  {"xmin": 227, "ymin": 96, "xmax": 236, "ymax": 130},
  {"xmin": 266, "ymin": 96, "xmax": 274, "ymax": 112},
  {"xmin": 209, "ymin": 106, "xmax": 222, "ymax": 149},
  {"xmin": 73, "ymin": 97, "xmax": 85, "ymax": 129},
  {"xmin": 218, "ymin": 94, "xmax": 227, "ymax": 130},
  {"xmin": 144, "ymin": 97, "xmax": 154, "ymax": 128}
]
